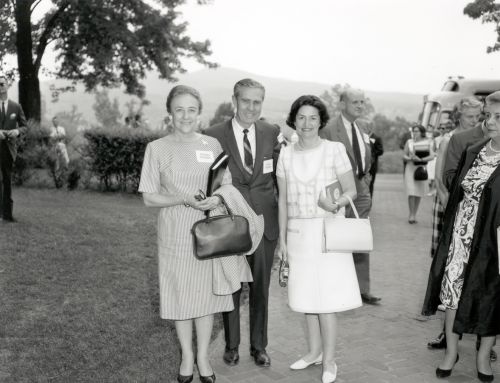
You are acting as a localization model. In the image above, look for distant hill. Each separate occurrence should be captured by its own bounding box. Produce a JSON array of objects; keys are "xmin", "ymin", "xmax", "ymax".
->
[{"xmin": 10, "ymin": 67, "xmax": 424, "ymax": 128}]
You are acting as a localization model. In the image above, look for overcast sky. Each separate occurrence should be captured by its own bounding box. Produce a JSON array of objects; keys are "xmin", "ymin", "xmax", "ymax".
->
[
  {"xmin": 177, "ymin": 0, "xmax": 500, "ymax": 94},
  {"xmin": 12, "ymin": 0, "xmax": 500, "ymax": 95}
]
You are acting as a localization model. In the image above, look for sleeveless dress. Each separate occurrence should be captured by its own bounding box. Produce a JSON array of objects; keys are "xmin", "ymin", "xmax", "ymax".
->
[
  {"xmin": 276, "ymin": 140, "xmax": 362, "ymax": 313},
  {"xmin": 139, "ymin": 135, "xmax": 235, "ymax": 320},
  {"xmin": 404, "ymin": 138, "xmax": 432, "ymax": 197},
  {"xmin": 439, "ymin": 147, "xmax": 500, "ymax": 309}
]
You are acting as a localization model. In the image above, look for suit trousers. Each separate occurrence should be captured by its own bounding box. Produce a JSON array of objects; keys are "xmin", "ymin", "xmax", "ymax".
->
[
  {"xmin": 346, "ymin": 188, "xmax": 372, "ymax": 294},
  {"xmin": 223, "ymin": 236, "xmax": 277, "ymax": 352},
  {"xmin": 0, "ymin": 145, "xmax": 13, "ymax": 219}
]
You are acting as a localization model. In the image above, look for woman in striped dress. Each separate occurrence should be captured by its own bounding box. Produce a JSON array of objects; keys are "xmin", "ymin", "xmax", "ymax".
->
[{"xmin": 139, "ymin": 85, "xmax": 232, "ymax": 383}]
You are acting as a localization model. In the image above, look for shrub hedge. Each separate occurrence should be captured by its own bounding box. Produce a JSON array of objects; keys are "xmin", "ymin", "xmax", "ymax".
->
[{"xmin": 83, "ymin": 128, "xmax": 165, "ymax": 191}]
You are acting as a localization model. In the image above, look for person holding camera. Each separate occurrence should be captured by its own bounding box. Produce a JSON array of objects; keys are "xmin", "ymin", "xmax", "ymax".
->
[
  {"xmin": 277, "ymin": 95, "xmax": 361, "ymax": 383},
  {"xmin": 402, "ymin": 124, "xmax": 435, "ymax": 223}
]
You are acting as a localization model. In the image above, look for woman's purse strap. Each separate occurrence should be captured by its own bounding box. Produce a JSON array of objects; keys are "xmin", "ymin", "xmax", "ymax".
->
[
  {"xmin": 344, "ymin": 194, "xmax": 360, "ymax": 219},
  {"xmin": 205, "ymin": 193, "xmax": 233, "ymax": 218}
]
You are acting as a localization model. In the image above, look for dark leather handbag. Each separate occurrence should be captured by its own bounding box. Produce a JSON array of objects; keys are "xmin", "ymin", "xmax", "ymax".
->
[
  {"xmin": 414, "ymin": 165, "xmax": 428, "ymax": 181},
  {"xmin": 191, "ymin": 195, "xmax": 252, "ymax": 260}
]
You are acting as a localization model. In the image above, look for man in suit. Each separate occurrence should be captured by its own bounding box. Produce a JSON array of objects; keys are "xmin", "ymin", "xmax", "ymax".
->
[
  {"xmin": 204, "ymin": 79, "xmax": 280, "ymax": 367},
  {"xmin": 0, "ymin": 74, "xmax": 27, "ymax": 222},
  {"xmin": 319, "ymin": 88, "xmax": 381, "ymax": 304},
  {"xmin": 367, "ymin": 126, "xmax": 384, "ymax": 197}
]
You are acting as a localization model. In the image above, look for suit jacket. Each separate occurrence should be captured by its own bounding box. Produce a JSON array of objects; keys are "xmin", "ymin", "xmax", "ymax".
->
[
  {"xmin": 443, "ymin": 125, "xmax": 485, "ymax": 191},
  {"xmin": 369, "ymin": 132, "xmax": 384, "ymax": 174},
  {"xmin": 422, "ymin": 139, "xmax": 500, "ymax": 335},
  {"xmin": 0, "ymin": 99, "xmax": 28, "ymax": 160},
  {"xmin": 319, "ymin": 115, "xmax": 372, "ymax": 195},
  {"xmin": 204, "ymin": 120, "xmax": 280, "ymax": 241}
]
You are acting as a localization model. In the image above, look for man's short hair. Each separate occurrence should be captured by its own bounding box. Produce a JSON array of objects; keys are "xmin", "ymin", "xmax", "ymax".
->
[
  {"xmin": 339, "ymin": 88, "xmax": 364, "ymax": 103},
  {"xmin": 233, "ymin": 78, "xmax": 265, "ymax": 99},
  {"xmin": 485, "ymin": 91, "xmax": 500, "ymax": 106}
]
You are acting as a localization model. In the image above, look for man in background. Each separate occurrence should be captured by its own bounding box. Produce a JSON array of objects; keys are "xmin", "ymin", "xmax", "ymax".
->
[
  {"xmin": 367, "ymin": 124, "xmax": 384, "ymax": 197},
  {"xmin": 320, "ymin": 88, "xmax": 381, "ymax": 305},
  {"xmin": 0, "ymin": 74, "xmax": 27, "ymax": 222},
  {"xmin": 205, "ymin": 79, "xmax": 280, "ymax": 367}
]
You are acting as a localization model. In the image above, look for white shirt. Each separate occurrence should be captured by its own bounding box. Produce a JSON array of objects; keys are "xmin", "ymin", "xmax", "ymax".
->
[
  {"xmin": 232, "ymin": 118, "xmax": 256, "ymax": 166},
  {"xmin": 50, "ymin": 125, "xmax": 66, "ymax": 139},
  {"xmin": 341, "ymin": 114, "xmax": 366, "ymax": 171},
  {"xmin": 1, "ymin": 98, "xmax": 8, "ymax": 115}
]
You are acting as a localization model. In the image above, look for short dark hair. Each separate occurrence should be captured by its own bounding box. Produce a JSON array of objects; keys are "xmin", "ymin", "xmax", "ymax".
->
[
  {"xmin": 286, "ymin": 95, "xmax": 330, "ymax": 130},
  {"xmin": 412, "ymin": 124, "xmax": 426, "ymax": 138},
  {"xmin": 166, "ymin": 85, "xmax": 203, "ymax": 114}
]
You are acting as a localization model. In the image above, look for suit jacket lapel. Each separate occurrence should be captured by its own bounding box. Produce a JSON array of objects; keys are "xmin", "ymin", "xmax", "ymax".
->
[
  {"xmin": 250, "ymin": 122, "xmax": 264, "ymax": 181},
  {"xmin": 335, "ymin": 116, "xmax": 355, "ymax": 162},
  {"xmin": 224, "ymin": 120, "xmax": 249, "ymax": 180}
]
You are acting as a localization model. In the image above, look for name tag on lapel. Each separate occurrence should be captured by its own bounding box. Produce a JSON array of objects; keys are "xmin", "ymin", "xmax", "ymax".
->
[
  {"xmin": 196, "ymin": 150, "xmax": 214, "ymax": 163},
  {"xmin": 263, "ymin": 159, "xmax": 273, "ymax": 174}
]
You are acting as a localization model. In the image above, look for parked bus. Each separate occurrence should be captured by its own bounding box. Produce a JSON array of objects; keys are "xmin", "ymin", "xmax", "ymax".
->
[{"xmin": 420, "ymin": 77, "xmax": 500, "ymax": 129}]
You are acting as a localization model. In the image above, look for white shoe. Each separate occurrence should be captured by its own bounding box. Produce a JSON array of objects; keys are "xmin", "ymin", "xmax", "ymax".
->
[
  {"xmin": 322, "ymin": 362, "xmax": 337, "ymax": 383},
  {"xmin": 289, "ymin": 353, "xmax": 322, "ymax": 370}
]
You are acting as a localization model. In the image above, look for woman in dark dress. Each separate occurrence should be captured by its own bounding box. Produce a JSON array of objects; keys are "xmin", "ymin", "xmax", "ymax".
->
[{"xmin": 422, "ymin": 91, "xmax": 500, "ymax": 382}]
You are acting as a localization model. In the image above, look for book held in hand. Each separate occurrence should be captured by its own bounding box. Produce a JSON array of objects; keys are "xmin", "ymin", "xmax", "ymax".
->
[
  {"xmin": 206, "ymin": 151, "xmax": 230, "ymax": 197},
  {"xmin": 325, "ymin": 179, "xmax": 343, "ymax": 203}
]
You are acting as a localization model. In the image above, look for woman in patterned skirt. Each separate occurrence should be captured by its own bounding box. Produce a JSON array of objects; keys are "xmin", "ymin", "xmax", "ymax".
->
[
  {"xmin": 422, "ymin": 91, "xmax": 500, "ymax": 382},
  {"xmin": 139, "ymin": 85, "xmax": 250, "ymax": 383},
  {"xmin": 276, "ymin": 95, "xmax": 361, "ymax": 383}
]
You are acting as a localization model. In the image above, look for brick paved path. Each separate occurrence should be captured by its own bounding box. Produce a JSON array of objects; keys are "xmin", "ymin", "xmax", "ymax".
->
[{"xmin": 207, "ymin": 174, "xmax": 499, "ymax": 383}]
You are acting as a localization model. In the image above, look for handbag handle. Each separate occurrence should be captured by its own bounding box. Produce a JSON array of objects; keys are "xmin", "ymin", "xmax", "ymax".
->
[
  {"xmin": 344, "ymin": 194, "xmax": 360, "ymax": 219},
  {"xmin": 205, "ymin": 193, "xmax": 233, "ymax": 218}
]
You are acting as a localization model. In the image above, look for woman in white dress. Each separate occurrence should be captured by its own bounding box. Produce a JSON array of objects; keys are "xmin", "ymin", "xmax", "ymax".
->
[
  {"xmin": 403, "ymin": 125, "xmax": 435, "ymax": 223},
  {"xmin": 276, "ymin": 95, "xmax": 361, "ymax": 383}
]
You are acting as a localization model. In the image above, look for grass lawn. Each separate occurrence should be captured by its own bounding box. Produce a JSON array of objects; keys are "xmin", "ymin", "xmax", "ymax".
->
[{"xmin": 0, "ymin": 187, "xmax": 221, "ymax": 383}]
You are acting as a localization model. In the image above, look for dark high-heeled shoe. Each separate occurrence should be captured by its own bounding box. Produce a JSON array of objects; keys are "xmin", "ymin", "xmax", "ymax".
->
[
  {"xmin": 477, "ymin": 370, "xmax": 494, "ymax": 382},
  {"xmin": 199, "ymin": 373, "xmax": 216, "ymax": 383},
  {"xmin": 177, "ymin": 374, "xmax": 193, "ymax": 383},
  {"xmin": 435, "ymin": 354, "xmax": 459, "ymax": 379}
]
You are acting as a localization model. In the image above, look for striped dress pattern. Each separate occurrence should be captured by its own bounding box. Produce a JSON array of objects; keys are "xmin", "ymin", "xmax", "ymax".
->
[{"xmin": 139, "ymin": 135, "xmax": 234, "ymax": 320}]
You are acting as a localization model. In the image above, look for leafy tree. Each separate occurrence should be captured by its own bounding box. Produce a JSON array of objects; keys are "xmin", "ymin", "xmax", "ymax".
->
[
  {"xmin": 209, "ymin": 101, "xmax": 234, "ymax": 126},
  {"xmin": 0, "ymin": 0, "xmax": 215, "ymax": 121},
  {"xmin": 464, "ymin": 0, "xmax": 500, "ymax": 53},
  {"xmin": 93, "ymin": 89, "xmax": 122, "ymax": 129},
  {"xmin": 320, "ymin": 83, "xmax": 375, "ymax": 118},
  {"xmin": 372, "ymin": 113, "xmax": 413, "ymax": 151}
]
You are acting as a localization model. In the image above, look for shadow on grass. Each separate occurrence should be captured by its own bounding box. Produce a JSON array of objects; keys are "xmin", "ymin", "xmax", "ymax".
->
[{"xmin": 0, "ymin": 188, "xmax": 223, "ymax": 382}]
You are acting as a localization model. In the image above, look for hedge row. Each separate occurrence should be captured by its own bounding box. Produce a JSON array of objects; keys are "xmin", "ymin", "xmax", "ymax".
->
[{"xmin": 83, "ymin": 128, "xmax": 164, "ymax": 191}]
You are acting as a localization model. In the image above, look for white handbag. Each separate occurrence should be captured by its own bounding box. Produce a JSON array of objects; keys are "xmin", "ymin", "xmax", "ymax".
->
[{"xmin": 323, "ymin": 195, "xmax": 373, "ymax": 253}]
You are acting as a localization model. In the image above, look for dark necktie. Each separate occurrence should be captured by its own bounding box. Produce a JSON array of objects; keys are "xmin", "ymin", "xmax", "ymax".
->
[
  {"xmin": 351, "ymin": 123, "xmax": 364, "ymax": 179},
  {"xmin": 243, "ymin": 128, "xmax": 253, "ymax": 174},
  {"xmin": 1, "ymin": 102, "xmax": 4, "ymax": 122}
]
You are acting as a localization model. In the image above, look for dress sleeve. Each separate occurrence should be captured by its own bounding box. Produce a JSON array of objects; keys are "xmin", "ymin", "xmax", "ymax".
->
[
  {"xmin": 276, "ymin": 147, "xmax": 286, "ymax": 178},
  {"xmin": 138, "ymin": 143, "xmax": 161, "ymax": 193},
  {"xmin": 333, "ymin": 142, "xmax": 352, "ymax": 177}
]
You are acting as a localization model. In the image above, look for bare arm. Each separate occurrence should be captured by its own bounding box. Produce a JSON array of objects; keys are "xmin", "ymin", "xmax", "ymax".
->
[
  {"xmin": 318, "ymin": 170, "xmax": 357, "ymax": 212},
  {"xmin": 142, "ymin": 192, "xmax": 220, "ymax": 211},
  {"xmin": 276, "ymin": 176, "xmax": 288, "ymax": 261}
]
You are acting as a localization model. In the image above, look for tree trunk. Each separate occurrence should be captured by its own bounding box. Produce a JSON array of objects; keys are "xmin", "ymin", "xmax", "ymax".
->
[{"xmin": 15, "ymin": 0, "xmax": 41, "ymax": 121}]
